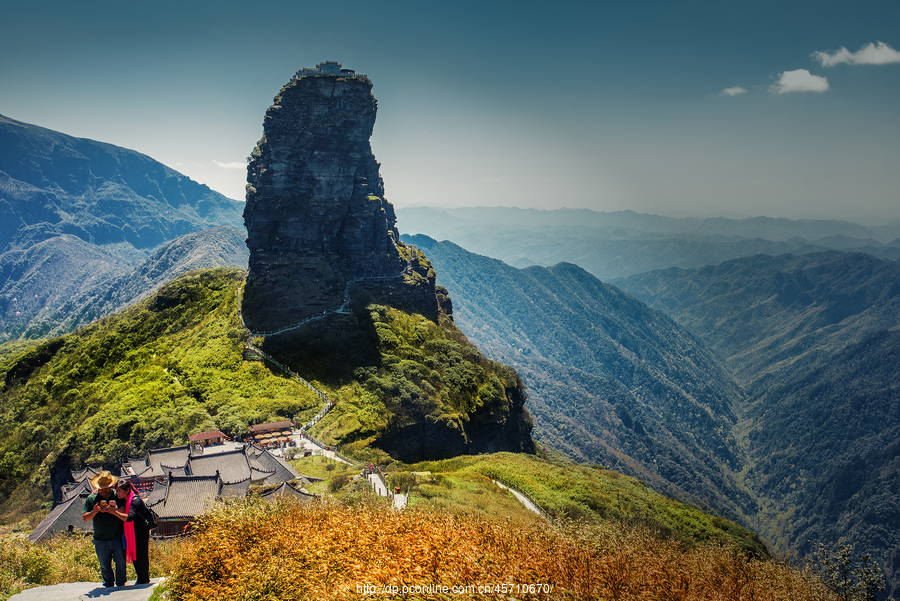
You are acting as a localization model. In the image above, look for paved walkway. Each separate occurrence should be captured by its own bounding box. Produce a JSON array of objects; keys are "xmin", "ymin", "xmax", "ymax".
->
[
  {"xmin": 493, "ymin": 480, "xmax": 544, "ymax": 518},
  {"xmin": 9, "ymin": 578, "xmax": 164, "ymax": 601},
  {"xmin": 367, "ymin": 472, "xmax": 389, "ymax": 497},
  {"xmin": 268, "ymin": 434, "xmax": 355, "ymax": 465}
]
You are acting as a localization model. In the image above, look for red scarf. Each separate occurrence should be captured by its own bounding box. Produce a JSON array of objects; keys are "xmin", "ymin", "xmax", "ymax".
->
[{"xmin": 124, "ymin": 490, "xmax": 136, "ymax": 563}]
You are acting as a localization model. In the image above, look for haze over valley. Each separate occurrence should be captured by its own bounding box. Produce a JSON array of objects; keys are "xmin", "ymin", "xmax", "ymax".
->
[{"xmin": 1, "ymin": 1, "xmax": 898, "ymax": 598}]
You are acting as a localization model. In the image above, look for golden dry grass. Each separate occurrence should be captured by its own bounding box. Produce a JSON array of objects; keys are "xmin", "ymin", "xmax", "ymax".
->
[
  {"xmin": 164, "ymin": 498, "xmax": 836, "ymax": 601},
  {"xmin": 0, "ymin": 534, "xmax": 183, "ymax": 600}
]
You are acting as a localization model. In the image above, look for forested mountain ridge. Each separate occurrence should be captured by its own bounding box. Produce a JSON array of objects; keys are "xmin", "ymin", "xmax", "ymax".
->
[
  {"xmin": 614, "ymin": 251, "xmax": 900, "ymax": 597},
  {"xmin": 0, "ymin": 114, "xmax": 242, "ymax": 251},
  {"xmin": 613, "ymin": 251, "xmax": 900, "ymax": 386},
  {"xmin": 402, "ymin": 234, "xmax": 755, "ymax": 521},
  {"xmin": 0, "ymin": 114, "xmax": 245, "ymax": 341}
]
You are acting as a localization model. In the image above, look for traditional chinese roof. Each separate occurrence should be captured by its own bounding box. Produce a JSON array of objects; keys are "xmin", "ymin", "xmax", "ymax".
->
[
  {"xmin": 28, "ymin": 493, "xmax": 92, "ymax": 543},
  {"xmin": 248, "ymin": 420, "xmax": 292, "ymax": 433},
  {"xmin": 246, "ymin": 444, "xmax": 301, "ymax": 483},
  {"xmin": 154, "ymin": 475, "xmax": 220, "ymax": 520},
  {"xmin": 127, "ymin": 445, "xmax": 192, "ymax": 478},
  {"xmin": 187, "ymin": 449, "xmax": 254, "ymax": 484},
  {"xmin": 61, "ymin": 479, "xmax": 92, "ymax": 502},
  {"xmin": 144, "ymin": 480, "xmax": 168, "ymax": 508},
  {"xmin": 220, "ymin": 478, "xmax": 251, "ymax": 499},
  {"xmin": 70, "ymin": 466, "xmax": 101, "ymax": 483},
  {"xmin": 258, "ymin": 482, "xmax": 316, "ymax": 503},
  {"xmin": 188, "ymin": 430, "xmax": 227, "ymax": 442}
]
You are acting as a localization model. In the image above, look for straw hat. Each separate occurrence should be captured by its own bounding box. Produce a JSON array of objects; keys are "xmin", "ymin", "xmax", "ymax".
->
[{"xmin": 90, "ymin": 470, "xmax": 118, "ymax": 490}]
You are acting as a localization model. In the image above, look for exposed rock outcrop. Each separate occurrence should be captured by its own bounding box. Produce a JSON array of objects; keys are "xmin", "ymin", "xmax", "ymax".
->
[
  {"xmin": 241, "ymin": 65, "xmax": 534, "ymax": 461},
  {"xmin": 242, "ymin": 73, "xmax": 436, "ymax": 331}
]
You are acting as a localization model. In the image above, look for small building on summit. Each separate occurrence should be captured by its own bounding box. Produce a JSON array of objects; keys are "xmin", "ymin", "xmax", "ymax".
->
[{"xmin": 291, "ymin": 60, "xmax": 369, "ymax": 83}]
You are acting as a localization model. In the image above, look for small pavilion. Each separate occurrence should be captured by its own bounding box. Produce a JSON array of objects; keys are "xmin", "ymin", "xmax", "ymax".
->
[{"xmin": 188, "ymin": 430, "xmax": 227, "ymax": 452}]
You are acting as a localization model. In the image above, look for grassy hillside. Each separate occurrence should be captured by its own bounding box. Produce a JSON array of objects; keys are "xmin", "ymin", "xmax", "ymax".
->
[
  {"xmin": 0, "ymin": 268, "xmax": 321, "ymax": 521},
  {"xmin": 388, "ymin": 451, "xmax": 767, "ymax": 557},
  {"xmin": 0, "ymin": 266, "xmax": 533, "ymax": 521},
  {"xmin": 161, "ymin": 499, "xmax": 835, "ymax": 601},
  {"xmin": 3, "ymin": 494, "xmax": 837, "ymax": 601}
]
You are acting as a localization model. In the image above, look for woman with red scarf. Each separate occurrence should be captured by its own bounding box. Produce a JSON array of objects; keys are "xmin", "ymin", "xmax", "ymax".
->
[{"xmin": 112, "ymin": 480, "xmax": 152, "ymax": 585}]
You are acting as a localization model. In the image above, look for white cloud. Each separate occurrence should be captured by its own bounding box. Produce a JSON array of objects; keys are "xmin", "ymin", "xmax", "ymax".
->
[
  {"xmin": 812, "ymin": 41, "xmax": 900, "ymax": 67},
  {"xmin": 212, "ymin": 160, "xmax": 246, "ymax": 169},
  {"xmin": 721, "ymin": 86, "xmax": 747, "ymax": 96},
  {"xmin": 769, "ymin": 69, "xmax": 829, "ymax": 95}
]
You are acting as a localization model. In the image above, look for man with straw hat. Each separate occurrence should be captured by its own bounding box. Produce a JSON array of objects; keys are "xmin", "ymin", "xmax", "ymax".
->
[{"xmin": 82, "ymin": 470, "xmax": 127, "ymax": 587}]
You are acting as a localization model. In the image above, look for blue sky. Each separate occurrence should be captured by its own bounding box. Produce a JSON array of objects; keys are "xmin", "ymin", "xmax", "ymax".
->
[{"xmin": 2, "ymin": 0, "xmax": 899, "ymax": 220}]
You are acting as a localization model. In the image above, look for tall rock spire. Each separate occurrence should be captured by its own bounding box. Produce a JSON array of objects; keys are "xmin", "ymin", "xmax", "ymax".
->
[{"xmin": 242, "ymin": 70, "xmax": 413, "ymax": 332}]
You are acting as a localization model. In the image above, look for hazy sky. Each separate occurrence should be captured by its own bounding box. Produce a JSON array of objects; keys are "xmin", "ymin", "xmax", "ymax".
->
[{"xmin": 2, "ymin": 0, "xmax": 899, "ymax": 220}]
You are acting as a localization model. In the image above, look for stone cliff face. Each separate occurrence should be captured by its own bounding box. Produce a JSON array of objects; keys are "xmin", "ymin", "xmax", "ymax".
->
[
  {"xmin": 242, "ymin": 67, "xmax": 534, "ymax": 460},
  {"xmin": 242, "ymin": 74, "xmax": 435, "ymax": 331}
]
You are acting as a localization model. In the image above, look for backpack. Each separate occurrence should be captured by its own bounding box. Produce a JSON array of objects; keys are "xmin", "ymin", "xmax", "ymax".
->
[{"xmin": 142, "ymin": 503, "xmax": 159, "ymax": 530}]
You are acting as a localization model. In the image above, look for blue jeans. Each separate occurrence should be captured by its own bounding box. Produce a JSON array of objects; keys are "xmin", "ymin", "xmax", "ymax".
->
[{"xmin": 93, "ymin": 537, "xmax": 126, "ymax": 587}]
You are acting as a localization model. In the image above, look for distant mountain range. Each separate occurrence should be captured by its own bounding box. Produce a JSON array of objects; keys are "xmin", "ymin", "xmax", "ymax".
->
[
  {"xmin": 0, "ymin": 114, "xmax": 246, "ymax": 341},
  {"xmin": 413, "ymin": 235, "xmax": 900, "ymax": 596},
  {"xmin": 396, "ymin": 206, "xmax": 900, "ymax": 281},
  {"xmin": 3, "ymin": 115, "xmax": 900, "ymax": 595},
  {"xmin": 614, "ymin": 252, "xmax": 900, "ymax": 593},
  {"xmin": 402, "ymin": 234, "xmax": 754, "ymax": 521}
]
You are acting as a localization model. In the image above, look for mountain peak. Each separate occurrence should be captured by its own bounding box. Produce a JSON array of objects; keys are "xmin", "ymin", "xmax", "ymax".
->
[{"xmin": 241, "ymin": 68, "xmax": 437, "ymax": 331}]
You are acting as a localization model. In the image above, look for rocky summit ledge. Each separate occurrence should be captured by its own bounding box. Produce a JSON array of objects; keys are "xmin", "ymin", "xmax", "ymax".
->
[{"xmin": 8, "ymin": 578, "xmax": 164, "ymax": 601}]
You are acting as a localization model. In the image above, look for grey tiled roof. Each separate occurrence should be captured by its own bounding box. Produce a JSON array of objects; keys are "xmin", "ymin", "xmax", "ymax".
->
[
  {"xmin": 145, "ymin": 481, "xmax": 168, "ymax": 508},
  {"xmin": 71, "ymin": 466, "xmax": 101, "ymax": 483},
  {"xmin": 187, "ymin": 449, "xmax": 252, "ymax": 484},
  {"xmin": 155, "ymin": 475, "xmax": 220, "ymax": 520},
  {"xmin": 61, "ymin": 480, "xmax": 91, "ymax": 502},
  {"xmin": 246, "ymin": 445, "xmax": 301, "ymax": 484},
  {"xmin": 147, "ymin": 446, "xmax": 191, "ymax": 477},
  {"xmin": 220, "ymin": 478, "xmax": 251, "ymax": 499},
  {"xmin": 28, "ymin": 493, "xmax": 92, "ymax": 542},
  {"xmin": 259, "ymin": 482, "xmax": 315, "ymax": 503}
]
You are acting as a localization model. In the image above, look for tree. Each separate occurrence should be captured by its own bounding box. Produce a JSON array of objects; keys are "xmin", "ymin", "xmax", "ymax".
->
[{"xmin": 812, "ymin": 538, "xmax": 885, "ymax": 601}]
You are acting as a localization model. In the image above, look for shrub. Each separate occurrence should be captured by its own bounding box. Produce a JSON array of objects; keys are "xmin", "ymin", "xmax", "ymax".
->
[
  {"xmin": 163, "ymin": 499, "xmax": 838, "ymax": 601},
  {"xmin": 329, "ymin": 474, "xmax": 350, "ymax": 493}
]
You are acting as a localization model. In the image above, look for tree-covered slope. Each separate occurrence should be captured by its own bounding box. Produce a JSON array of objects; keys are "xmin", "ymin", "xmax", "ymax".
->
[
  {"xmin": 1, "ymin": 226, "xmax": 248, "ymax": 341},
  {"xmin": 0, "ymin": 114, "xmax": 242, "ymax": 251},
  {"xmin": 614, "ymin": 251, "xmax": 900, "ymax": 596},
  {"xmin": 614, "ymin": 251, "xmax": 900, "ymax": 386},
  {"xmin": 401, "ymin": 235, "xmax": 754, "ymax": 522},
  {"xmin": 0, "ymin": 114, "xmax": 246, "ymax": 341}
]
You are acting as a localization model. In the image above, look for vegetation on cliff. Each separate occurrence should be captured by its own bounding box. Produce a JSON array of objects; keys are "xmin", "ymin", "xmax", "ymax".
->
[
  {"xmin": 0, "ymin": 269, "xmax": 320, "ymax": 521},
  {"xmin": 263, "ymin": 301, "xmax": 534, "ymax": 462}
]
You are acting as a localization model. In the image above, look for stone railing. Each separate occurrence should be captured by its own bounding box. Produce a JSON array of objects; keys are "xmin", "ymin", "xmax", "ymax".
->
[{"xmin": 483, "ymin": 473, "xmax": 553, "ymax": 523}]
